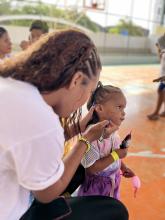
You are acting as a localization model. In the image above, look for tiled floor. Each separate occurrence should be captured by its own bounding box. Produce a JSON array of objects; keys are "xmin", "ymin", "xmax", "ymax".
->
[{"xmin": 100, "ymin": 65, "xmax": 165, "ymax": 220}]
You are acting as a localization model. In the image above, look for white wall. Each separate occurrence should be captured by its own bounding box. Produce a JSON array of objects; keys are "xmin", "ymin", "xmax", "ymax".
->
[
  {"xmin": 89, "ymin": 32, "xmax": 151, "ymax": 51},
  {"xmin": 3, "ymin": 25, "xmax": 159, "ymax": 54}
]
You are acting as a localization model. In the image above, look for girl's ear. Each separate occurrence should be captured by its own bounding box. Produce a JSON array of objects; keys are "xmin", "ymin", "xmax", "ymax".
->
[{"xmin": 95, "ymin": 104, "xmax": 104, "ymax": 114}]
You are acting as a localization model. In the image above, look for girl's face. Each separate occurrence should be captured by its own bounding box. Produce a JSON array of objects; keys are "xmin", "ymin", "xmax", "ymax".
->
[
  {"xmin": 0, "ymin": 32, "xmax": 12, "ymax": 56},
  {"xmin": 96, "ymin": 93, "xmax": 126, "ymax": 126},
  {"xmin": 30, "ymin": 29, "xmax": 44, "ymax": 43}
]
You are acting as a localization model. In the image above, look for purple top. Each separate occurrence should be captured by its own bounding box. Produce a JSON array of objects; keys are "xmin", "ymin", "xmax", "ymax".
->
[{"xmin": 78, "ymin": 132, "xmax": 121, "ymax": 199}]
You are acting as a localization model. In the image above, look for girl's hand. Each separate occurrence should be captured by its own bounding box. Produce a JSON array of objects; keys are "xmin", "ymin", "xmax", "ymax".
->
[
  {"xmin": 121, "ymin": 166, "xmax": 135, "ymax": 178},
  {"xmin": 20, "ymin": 40, "xmax": 30, "ymax": 50},
  {"xmin": 83, "ymin": 120, "xmax": 110, "ymax": 142},
  {"xmin": 79, "ymin": 106, "xmax": 95, "ymax": 132}
]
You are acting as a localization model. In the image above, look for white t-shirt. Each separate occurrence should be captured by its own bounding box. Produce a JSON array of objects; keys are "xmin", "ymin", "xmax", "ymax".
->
[
  {"xmin": 0, "ymin": 77, "xmax": 65, "ymax": 220},
  {"xmin": 160, "ymin": 49, "xmax": 165, "ymax": 78}
]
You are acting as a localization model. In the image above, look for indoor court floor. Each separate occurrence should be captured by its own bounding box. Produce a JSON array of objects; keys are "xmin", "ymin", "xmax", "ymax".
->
[{"xmin": 100, "ymin": 64, "xmax": 165, "ymax": 220}]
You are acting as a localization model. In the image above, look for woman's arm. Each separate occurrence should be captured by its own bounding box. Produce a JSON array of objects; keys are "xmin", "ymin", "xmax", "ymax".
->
[
  {"xmin": 33, "ymin": 120, "xmax": 113, "ymax": 203},
  {"xmin": 67, "ymin": 107, "xmax": 95, "ymax": 139}
]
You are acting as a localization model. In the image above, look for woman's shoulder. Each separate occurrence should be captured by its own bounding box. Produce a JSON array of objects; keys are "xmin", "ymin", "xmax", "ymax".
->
[{"xmin": 0, "ymin": 77, "xmax": 62, "ymax": 137}]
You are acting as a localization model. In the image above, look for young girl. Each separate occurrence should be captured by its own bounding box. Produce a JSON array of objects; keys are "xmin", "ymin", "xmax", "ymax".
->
[
  {"xmin": 78, "ymin": 82, "xmax": 135, "ymax": 200},
  {"xmin": 0, "ymin": 27, "xmax": 12, "ymax": 62}
]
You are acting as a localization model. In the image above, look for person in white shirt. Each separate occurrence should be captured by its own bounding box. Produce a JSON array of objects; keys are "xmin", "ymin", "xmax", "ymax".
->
[
  {"xmin": 0, "ymin": 29, "xmax": 128, "ymax": 220},
  {"xmin": 0, "ymin": 27, "xmax": 12, "ymax": 62},
  {"xmin": 147, "ymin": 35, "xmax": 165, "ymax": 120}
]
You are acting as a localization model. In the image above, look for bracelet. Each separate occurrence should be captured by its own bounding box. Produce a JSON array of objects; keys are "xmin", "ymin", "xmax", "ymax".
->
[
  {"xmin": 79, "ymin": 136, "xmax": 91, "ymax": 153},
  {"xmin": 111, "ymin": 151, "xmax": 119, "ymax": 161}
]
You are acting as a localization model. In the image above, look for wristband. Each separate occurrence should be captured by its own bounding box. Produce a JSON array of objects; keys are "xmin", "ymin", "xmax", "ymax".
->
[
  {"xmin": 79, "ymin": 136, "xmax": 91, "ymax": 153},
  {"xmin": 111, "ymin": 151, "xmax": 119, "ymax": 161}
]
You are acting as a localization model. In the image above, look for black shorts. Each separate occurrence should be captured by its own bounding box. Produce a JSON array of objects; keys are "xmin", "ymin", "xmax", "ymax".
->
[{"xmin": 158, "ymin": 82, "xmax": 165, "ymax": 92}]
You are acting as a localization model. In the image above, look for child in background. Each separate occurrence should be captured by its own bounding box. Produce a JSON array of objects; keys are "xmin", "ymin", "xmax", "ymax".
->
[
  {"xmin": 147, "ymin": 35, "xmax": 165, "ymax": 120},
  {"xmin": 20, "ymin": 20, "xmax": 49, "ymax": 50},
  {"xmin": 78, "ymin": 82, "xmax": 135, "ymax": 200},
  {"xmin": 0, "ymin": 27, "xmax": 12, "ymax": 62}
]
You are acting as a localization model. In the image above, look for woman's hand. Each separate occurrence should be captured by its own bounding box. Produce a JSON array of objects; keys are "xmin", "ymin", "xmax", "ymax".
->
[
  {"xmin": 83, "ymin": 120, "xmax": 118, "ymax": 142},
  {"xmin": 102, "ymin": 120, "xmax": 119, "ymax": 139}
]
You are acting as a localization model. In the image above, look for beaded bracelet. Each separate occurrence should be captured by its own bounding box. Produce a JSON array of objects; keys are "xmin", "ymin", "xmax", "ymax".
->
[
  {"xmin": 79, "ymin": 136, "xmax": 91, "ymax": 153},
  {"xmin": 111, "ymin": 151, "xmax": 119, "ymax": 161}
]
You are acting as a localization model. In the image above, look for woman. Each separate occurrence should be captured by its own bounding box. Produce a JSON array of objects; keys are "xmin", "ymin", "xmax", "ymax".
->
[
  {"xmin": 0, "ymin": 29, "xmax": 128, "ymax": 220},
  {"xmin": 0, "ymin": 27, "xmax": 12, "ymax": 61}
]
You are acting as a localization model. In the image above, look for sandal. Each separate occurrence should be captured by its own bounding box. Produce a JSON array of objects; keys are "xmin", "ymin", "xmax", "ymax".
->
[
  {"xmin": 147, "ymin": 114, "xmax": 159, "ymax": 120},
  {"xmin": 159, "ymin": 111, "xmax": 165, "ymax": 117}
]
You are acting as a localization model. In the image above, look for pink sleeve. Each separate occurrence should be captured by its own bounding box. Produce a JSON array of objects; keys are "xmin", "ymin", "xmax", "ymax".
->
[{"xmin": 112, "ymin": 133, "xmax": 121, "ymax": 150}]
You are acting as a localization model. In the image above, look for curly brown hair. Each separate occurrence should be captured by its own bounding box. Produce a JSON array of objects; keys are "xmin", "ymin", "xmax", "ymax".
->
[
  {"xmin": 0, "ymin": 29, "xmax": 101, "ymax": 138},
  {"xmin": 0, "ymin": 29, "xmax": 101, "ymax": 91}
]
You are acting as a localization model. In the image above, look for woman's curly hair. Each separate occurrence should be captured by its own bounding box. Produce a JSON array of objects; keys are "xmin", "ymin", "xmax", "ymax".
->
[
  {"xmin": 0, "ymin": 29, "xmax": 101, "ymax": 138},
  {"xmin": 0, "ymin": 29, "xmax": 101, "ymax": 91}
]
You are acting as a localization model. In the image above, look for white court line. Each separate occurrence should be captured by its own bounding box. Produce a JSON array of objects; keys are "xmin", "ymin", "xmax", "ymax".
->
[{"xmin": 128, "ymin": 151, "xmax": 165, "ymax": 159}]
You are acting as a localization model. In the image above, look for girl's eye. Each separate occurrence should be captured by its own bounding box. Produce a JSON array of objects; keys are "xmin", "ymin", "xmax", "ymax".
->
[{"xmin": 118, "ymin": 106, "xmax": 126, "ymax": 112}]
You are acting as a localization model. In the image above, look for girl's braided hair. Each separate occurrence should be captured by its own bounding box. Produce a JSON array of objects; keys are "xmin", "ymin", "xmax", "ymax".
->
[{"xmin": 87, "ymin": 81, "xmax": 122, "ymax": 126}]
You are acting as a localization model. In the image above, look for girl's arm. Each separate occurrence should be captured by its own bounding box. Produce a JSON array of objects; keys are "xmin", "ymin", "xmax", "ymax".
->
[{"xmin": 86, "ymin": 148, "xmax": 128, "ymax": 174}]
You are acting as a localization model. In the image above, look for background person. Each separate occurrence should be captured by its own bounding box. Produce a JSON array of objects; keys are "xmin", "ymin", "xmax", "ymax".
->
[
  {"xmin": 20, "ymin": 20, "xmax": 49, "ymax": 50},
  {"xmin": 0, "ymin": 27, "xmax": 12, "ymax": 62}
]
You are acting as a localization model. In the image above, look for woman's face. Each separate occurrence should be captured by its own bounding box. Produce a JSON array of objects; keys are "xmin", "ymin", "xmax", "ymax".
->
[
  {"xmin": 54, "ymin": 72, "xmax": 100, "ymax": 117},
  {"xmin": 0, "ymin": 32, "xmax": 12, "ymax": 56}
]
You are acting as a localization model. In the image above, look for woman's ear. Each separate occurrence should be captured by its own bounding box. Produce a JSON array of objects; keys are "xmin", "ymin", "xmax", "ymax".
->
[{"xmin": 67, "ymin": 71, "xmax": 84, "ymax": 90}]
